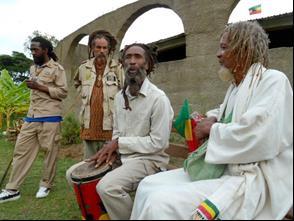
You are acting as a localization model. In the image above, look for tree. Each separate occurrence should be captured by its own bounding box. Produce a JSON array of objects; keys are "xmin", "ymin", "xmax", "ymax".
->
[
  {"xmin": 0, "ymin": 69, "xmax": 30, "ymax": 131},
  {"xmin": 0, "ymin": 52, "xmax": 32, "ymax": 83},
  {"xmin": 23, "ymin": 30, "xmax": 59, "ymax": 54}
]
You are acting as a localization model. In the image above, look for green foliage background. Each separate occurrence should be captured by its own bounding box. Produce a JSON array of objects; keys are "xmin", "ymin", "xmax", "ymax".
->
[{"xmin": 61, "ymin": 113, "xmax": 81, "ymax": 145}]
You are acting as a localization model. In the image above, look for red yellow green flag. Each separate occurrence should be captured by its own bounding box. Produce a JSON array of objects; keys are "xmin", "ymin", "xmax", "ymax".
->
[
  {"xmin": 173, "ymin": 99, "xmax": 198, "ymax": 152},
  {"xmin": 249, "ymin": 4, "xmax": 262, "ymax": 15}
]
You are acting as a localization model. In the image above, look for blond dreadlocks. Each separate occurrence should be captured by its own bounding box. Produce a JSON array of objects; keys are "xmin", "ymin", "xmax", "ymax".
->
[{"xmin": 223, "ymin": 21, "xmax": 270, "ymax": 86}]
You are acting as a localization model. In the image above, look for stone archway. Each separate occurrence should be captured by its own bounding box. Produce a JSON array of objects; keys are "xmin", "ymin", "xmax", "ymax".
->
[
  {"xmin": 56, "ymin": 0, "xmax": 239, "ymax": 114},
  {"xmin": 116, "ymin": 3, "xmax": 184, "ymax": 47}
]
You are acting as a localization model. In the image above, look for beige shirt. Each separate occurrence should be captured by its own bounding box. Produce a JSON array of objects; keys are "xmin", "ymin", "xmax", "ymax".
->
[
  {"xmin": 74, "ymin": 58, "xmax": 124, "ymax": 130},
  {"xmin": 27, "ymin": 59, "xmax": 68, "ymax": 117},
  {"xmin": 112, "ymin": 78, "xmax": 174, "ymax": 167}
]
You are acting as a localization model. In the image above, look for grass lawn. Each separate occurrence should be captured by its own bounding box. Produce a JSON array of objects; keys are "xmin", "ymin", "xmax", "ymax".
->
[
  {"xmin": 0, "ymin": 137, "xmax": 82, "ymax": 220},
  {"xmin": 0, "ymin": 132, "xmax": 186, "ymax": 219}
]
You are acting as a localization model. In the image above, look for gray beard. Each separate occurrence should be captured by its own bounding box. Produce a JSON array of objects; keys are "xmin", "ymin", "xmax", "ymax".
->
[
  {"xmin": 125, "ymin": 68, "xmax": 147, "ymax": 96},
  {"xmin": 218, "ymin": 66, "xmax": 234, "ymax": 82}
]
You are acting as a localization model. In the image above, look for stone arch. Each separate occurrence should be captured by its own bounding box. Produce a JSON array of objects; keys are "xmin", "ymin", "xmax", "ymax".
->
[
  {"xmin": 55, "ymin": 0, "xmax": 294, "ymax": 114},
  {"xmin": 64, "ymin": 33, "xmax": 89, "ymax": 81},
  {"xmin": 55, "ymin": 0, "xmax": 242, "ymax": 113},
  {"xmin": 117, "ymin": 5, "xmax": 186, "ymax": 62},
  {"xmin": 116, "ymin": 3, "xmax": 185, "ymax": 46}
]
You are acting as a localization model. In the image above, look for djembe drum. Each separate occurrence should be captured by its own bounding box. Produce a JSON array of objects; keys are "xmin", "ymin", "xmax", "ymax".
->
[{"xmin": 71, "ymin": 162, "xmax": 112, "ymax": 220}]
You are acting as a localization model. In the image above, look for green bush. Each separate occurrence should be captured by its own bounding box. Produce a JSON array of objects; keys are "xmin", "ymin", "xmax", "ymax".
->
[{"xmin": 61, "ymin": 113, "xmax": 81, "ymax": 145}]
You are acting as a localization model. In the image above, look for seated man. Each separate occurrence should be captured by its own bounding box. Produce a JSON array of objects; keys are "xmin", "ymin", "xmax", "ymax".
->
[
  {"xmin": 130, "ymin": 21, "xmax": 293, "ymax": 220},
  {"xmin": 68, "ymin": 43, "xmax": 174, "ymax": 220}
]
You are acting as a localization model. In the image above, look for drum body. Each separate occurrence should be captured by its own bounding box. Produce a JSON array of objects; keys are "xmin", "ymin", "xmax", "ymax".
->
[{"xmin": 71, "ymin": 162, "xmax": 112, "ymax": 220}]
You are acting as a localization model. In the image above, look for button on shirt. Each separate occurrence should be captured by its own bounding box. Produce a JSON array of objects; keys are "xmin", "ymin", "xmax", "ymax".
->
[
  {"xmin": 112, "ymin": 78, "xmax": 174, "ymax": 166},
  {"xmin": 27, "ymin": 59, "xmax": 68, "ymax": 118}
]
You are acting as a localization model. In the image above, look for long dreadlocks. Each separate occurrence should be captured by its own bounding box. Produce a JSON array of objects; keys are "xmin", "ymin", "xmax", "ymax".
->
[
  {"xmin": 121, "ymin": 43, "xmax": 158, "ymax": 111},
  {"xmin": 223, "ymin": 21, "xmax": 270, "ymax": 86},
  {"xmin": 31, "ymin": 36, "xmax": 58, "ymax": 61}
]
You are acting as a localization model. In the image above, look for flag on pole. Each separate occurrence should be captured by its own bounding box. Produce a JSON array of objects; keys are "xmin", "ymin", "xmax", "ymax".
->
[
  {"xmin": 173, "ymin": 99, "xmax": 200, "ymax": 152},
  {"xmin": 249, "ymin": 4, "xmax": 262, "ymax": 15}
]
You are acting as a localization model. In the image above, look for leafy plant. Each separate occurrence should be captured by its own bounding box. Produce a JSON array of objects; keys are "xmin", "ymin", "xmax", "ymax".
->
[
  {"xmin": 61, "ymin": 113, "xmax": 81, "ymax": 145},
  {"xmin": 0, "ymin": 69, "xmax": 30, "ymax": 131}
]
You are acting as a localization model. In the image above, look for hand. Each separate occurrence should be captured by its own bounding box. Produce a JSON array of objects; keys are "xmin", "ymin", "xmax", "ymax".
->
[
  {"xmin": 25, "ymin": 79, "xmax": 41, "ymax": 90},
  {"xmin": 194, "ymin": 117, "xmax": 217, "ymax": 140},
  {"xmin": 85, "ymin": 139, "xmax": 119, "ymax": 168},
  {"xmin": 25, "ymin": 79, "xmax": 49, "ymax": 94}
]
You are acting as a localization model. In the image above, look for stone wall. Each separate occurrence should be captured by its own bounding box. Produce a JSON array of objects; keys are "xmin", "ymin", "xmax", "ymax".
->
[{"xmin": 55, "ymin": 0, "xmax": 293, "ymax": 115}]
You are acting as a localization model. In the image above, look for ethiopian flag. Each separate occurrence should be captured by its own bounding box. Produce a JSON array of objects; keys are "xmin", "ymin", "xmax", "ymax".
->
[
  {"xmin": 249, "ymin": 4, "xmax": 262, "ymax": 15},
  {"xmin": 173, "ymin": 99, "xmax": 198, "ymax": 152}
]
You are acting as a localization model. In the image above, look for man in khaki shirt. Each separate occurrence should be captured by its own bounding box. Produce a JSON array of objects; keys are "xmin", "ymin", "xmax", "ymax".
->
[
  {"xmin": 86, "ymin": 43, "xmax": 174, "ymax": 219},
  {"xmin": 73, "ymin": 30, "xmax": 124, "ymax": 159},
  {"xmin": 0, "ymin": 36, "xmax": 68, "ymax": 203}
]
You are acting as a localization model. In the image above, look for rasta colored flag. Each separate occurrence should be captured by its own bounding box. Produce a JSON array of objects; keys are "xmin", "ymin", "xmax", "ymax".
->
[
  {"xmin": 173, "ymin": 99, "xmax": 202, "ymax": 152},
  {"xmin": 249, "ymin": 4, "xmax": 262, "ymax": 15}
]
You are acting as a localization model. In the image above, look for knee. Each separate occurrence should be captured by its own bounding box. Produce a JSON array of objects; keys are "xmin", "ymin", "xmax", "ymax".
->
[
  {"xmin": 96, "ymin": 176, "xmax": 114, "ymax": 197},
  {"xmin": 136, "ymin": 175, "xmax": 156, "ymax": 196}
]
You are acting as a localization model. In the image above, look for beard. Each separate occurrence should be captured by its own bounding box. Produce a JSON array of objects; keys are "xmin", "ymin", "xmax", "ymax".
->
[
  {"xmin": 33, "ymin": 55, "xmax": 46, "ymax": 66},
  {"xmin": 125, "ymin": 67, "xmax": 147, "ymax": 96},
  {"xmin": 94, "ymin": 53, "xmax": 107, "ymax": 65},
  {"xmin": 218, "ymin": 66, "xmax": 234, "ymax": 82}
]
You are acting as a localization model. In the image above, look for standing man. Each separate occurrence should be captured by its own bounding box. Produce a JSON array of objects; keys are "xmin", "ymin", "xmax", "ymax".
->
[
  {"xmin": 65, "ymin": 30, "xmax": 124, "ymax": 184},
  {"xmin": 131, "ymin": 21, "xmax": 293, "ymax": 220},
  {"xmin": 84, "ymin": 43, "xmax": 174, "ymax": 219},
  {"xmin": 0, "ymin": 36, "xmax": 68, "ymax": 203},
  {"xmin": 74, "ymin": 30, "xmax": 123, "ymax": 159}
]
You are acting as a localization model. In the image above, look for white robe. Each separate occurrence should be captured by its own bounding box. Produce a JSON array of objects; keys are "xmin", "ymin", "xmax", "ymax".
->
[{"xmin": 130, "ymin": 64, "xmax": 293, "ymax": 220}]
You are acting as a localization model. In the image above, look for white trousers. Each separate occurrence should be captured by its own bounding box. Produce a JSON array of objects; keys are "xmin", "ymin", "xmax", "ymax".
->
[{"xmin": 131, "ymin": 168, "xmax": 245, "ymax": 220}]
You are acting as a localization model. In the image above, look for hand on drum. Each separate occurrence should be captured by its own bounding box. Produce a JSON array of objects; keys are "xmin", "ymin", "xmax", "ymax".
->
[
  {"xmin": 85, "ymin": 139, "xmax": 119, "ymax": 168},
  {"xmin": 194, "ymin": 117, "xmax": 217, "ymax": 141}
]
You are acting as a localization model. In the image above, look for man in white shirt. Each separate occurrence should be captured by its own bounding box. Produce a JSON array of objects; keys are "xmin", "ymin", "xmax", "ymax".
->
[
  {"xmin": 130, "ymin": 21, "xmax": 293, "ymax": 220},
  {"xmin": 86, "ymin": 43, "xmax": 174, "ymax": 220}
]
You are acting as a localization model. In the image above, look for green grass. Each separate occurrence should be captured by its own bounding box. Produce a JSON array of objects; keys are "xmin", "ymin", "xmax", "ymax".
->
[{"xmin": 0, "ymin": 137, "xmax": 82, "ymax": 220}]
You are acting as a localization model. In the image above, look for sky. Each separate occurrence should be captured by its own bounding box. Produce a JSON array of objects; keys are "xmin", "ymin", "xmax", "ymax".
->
[{"xmin": 0, "ymin": 0, "xmax": 293, "ymax": 56}]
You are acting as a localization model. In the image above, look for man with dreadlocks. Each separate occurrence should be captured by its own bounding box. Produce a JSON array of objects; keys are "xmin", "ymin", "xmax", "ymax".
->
[
  {"xmin": 130, "ymin": 21, "xmax": 293, "ymax": 220},
  {"xmin": 65, "ymin": 30, "xmax": 123, "ymax": 184},
  {"xmin": 72, "ymin": 30, "xmax": 123, "ymax": 160},
  {"xmin": 85, "ymin": 43, "xmax": 174, "ymax": 219},
  {"xmin": 0, "ymin": 36, "xmax": 68, "ymax": 203}
]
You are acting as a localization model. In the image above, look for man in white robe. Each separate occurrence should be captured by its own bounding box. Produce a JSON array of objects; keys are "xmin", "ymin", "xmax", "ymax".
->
[{"xmin": 130, "ymin": 21, "xmax": 293, "ymax": 220}]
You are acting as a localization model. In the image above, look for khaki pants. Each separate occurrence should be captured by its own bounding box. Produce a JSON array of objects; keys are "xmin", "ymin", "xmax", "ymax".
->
[
  {"xmin": 6, "ymin": 122, "xmax": 60, "ymax": 190},
  {"xmin": 83, "ymin": 140, "xmax": 104, "ymax": 160},
  {"xmin": 97, "ymin": 159, "xmax": 160, "ymax": 220}
]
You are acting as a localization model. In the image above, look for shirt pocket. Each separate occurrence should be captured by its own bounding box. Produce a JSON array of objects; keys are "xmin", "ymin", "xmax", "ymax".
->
[
  {"xmin": 38, "ymin": 73, "xmax": 55, "ymax": 84},
  {"xmin": 105, "ymin": 73, "xmax": 119, "ymax": 99},
  {"xmin": 81, "ymin": 80, "xmax": 92, "ymax": 105}
]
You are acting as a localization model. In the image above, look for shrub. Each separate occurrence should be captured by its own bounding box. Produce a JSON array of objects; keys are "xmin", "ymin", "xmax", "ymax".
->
[{"xmin": 61, "ymin": 113, "xmax": 81, "ymax": 145}]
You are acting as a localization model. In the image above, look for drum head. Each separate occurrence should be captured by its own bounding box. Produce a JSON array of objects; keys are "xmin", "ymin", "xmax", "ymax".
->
[{"xmin": 71, "ymin": 162, "xmax": 112, "ymax": 183}]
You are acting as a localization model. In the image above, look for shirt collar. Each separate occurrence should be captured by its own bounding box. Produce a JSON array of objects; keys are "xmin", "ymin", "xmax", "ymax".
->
[
  {"xmin": 35, "ymin": 58, "xmax": 54, "ymax": 68},
  {"xmin": 85, "ymin": 56, "xmax": 115, "ymax": 69}
]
